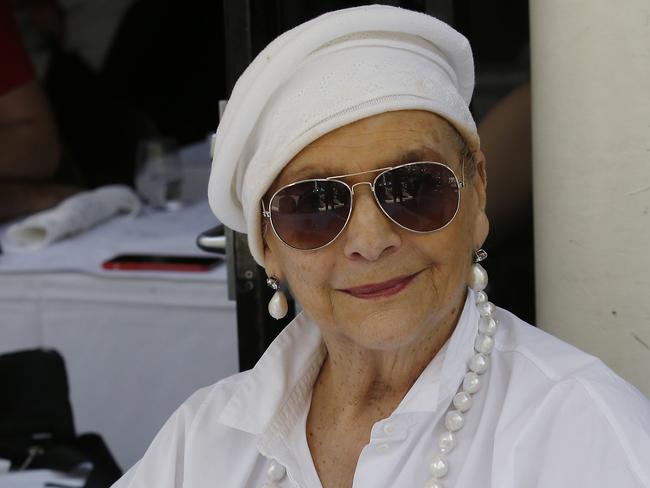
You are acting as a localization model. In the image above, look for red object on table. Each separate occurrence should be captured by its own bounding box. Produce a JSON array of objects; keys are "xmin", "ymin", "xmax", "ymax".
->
[{"xmin": 101, "ymin": 254, "xmax": 223, "ymax": 272}]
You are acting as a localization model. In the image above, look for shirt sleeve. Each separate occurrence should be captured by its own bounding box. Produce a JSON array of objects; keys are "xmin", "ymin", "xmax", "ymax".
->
[
  {"xmin": 0, "ymin": 0, "xmax": 35, "ymax": 95},
  {"xmin": 507, "ymin": 376, "xmax": 650, "ymax": 487},
  {"xmin": 110, "ymin": 387, "xmax": 213, "ymax": 488}
]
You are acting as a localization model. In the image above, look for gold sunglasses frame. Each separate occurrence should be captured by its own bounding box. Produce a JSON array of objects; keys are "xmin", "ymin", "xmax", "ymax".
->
[{"xmin": 261, "ymin": 160, "xmax": 465, "ymax": 251}]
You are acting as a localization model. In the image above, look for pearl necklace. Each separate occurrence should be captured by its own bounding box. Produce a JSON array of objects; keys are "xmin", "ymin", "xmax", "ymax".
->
[
  {"xmin": 263, "ymin": 259, "xmax": 495, "ymax": 488},
  {"xmin": 425, "ymin": 259, "xmax": 495, "ymax": 488}
]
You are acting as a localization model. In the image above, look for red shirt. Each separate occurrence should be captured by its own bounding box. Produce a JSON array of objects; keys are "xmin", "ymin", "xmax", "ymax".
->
[{"xmin": 0, "ymin": 0, "xmax": 35, "ymax": 95}]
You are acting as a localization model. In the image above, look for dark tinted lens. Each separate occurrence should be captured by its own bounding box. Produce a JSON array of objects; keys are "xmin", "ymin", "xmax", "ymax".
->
[
  {"xmin": 270, "ymin": 180, "xmax": 351, "ymax": 250},
  {"xmin": 375, "ymin": 163, "xmax": 460, "ymax": 232}
]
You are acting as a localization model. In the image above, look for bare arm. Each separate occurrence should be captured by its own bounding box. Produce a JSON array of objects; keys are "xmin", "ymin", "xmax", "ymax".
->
[
  {"xmin": 0, "ymin": 180, "xmax": 79, "ymax": 221},
  {"xmin": 0, "ymin": 81, "xmax": 83, "ymax": 221},
  {"xmin": 0, "ymin": 80, "xmax": 60, "ymax": 179},
  {"xmin": 478, "ymin": 83, "xmax": 532, "ymax": 241}
]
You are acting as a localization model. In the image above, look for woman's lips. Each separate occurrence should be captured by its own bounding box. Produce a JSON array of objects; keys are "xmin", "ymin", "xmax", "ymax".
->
[{"xmin": 342, "ymin": 272, "xmax": 418, "ymax": 299}]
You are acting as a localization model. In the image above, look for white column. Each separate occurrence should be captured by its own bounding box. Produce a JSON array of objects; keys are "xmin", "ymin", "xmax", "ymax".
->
[{"xmin": 530, "ymin": 1, "xmax": 650, "ymax": 397}]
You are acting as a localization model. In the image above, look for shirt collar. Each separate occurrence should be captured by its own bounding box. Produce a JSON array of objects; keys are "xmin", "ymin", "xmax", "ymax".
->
[
  {"xmin": 219, "ymin": 289, "xmax": 478, "ymax": 433},
  {"xmin": 219, "ymin": 312, "xmax": 325, "ymax": 435}
]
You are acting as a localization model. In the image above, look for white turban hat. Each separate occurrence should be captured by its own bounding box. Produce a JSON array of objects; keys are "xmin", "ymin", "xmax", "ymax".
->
[{"xmin": 208, "ymin": 4, "xmax": 478, "ymax": 267}]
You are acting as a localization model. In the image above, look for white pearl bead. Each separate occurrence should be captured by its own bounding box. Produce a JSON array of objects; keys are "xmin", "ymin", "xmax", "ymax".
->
[
  {"xmin": 438, "ymin": 430, "xmax": 456, "ymax": 453},
  {"xmin": 477, "ymin": 301, "xmax": 495, "ymax": 317},
  {"xmin": 445, "ymin": 410, "xmax": 464, "ymax": 432},
  {"xmin": 453, "ymin": 391, "xmax": 473, "ymax": 412},
  {"xmin": 469, "ymin": 353, "xmax": 489, "ymax": 374},
  {"xmin": 424, "ymin": 478, "xmax": 444, "ymax": 488},
  {"xmin": 468, "ymin": 263, "xmax": 488, "ymax": 292},
  {"xmin": 268, "ymin": 290, "xmax": 288, "ymax": 319},
  {"xmin": 266, "ymin": 460, "xmax": 286, "ymax": 481},
  {"xmin": 429, "ymin": 454, "xmax": 448, "ymax": 478},
  {"xmin": 474, "ymin": 334, "xmax": 495, "ymax": 354},
  {"xmin": 475, "ymin": 290, "xmax": 488, "ymax": 304},
  {"xmin": 478, "ymin": 316, "xmax": 498, "ymax": 336},
  {"xmin": 463, "ymin": 372, "xmax": 482, "ymax": 394}
]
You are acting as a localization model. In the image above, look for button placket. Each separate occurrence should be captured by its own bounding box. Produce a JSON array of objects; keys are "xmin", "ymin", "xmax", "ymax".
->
[
  {"xmin": 376, "ymin": 442, "xmax": 391, "ymax": 453},
  {"xmin": 382, "ymin": 422, "xmax": 397, "ymax": 436},
  {"xmin": 261, "ymin": 459, "xmax": 287, "ymax": 487},
  {"xmin": 370, "ymin": 419, "xmax": 407, "ymax": 454}
]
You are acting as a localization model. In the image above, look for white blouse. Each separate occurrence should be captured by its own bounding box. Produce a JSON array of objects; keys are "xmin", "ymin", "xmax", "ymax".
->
[{"xmin": 112, "ymin": 290, "xmax": 650, "ymax": 488}]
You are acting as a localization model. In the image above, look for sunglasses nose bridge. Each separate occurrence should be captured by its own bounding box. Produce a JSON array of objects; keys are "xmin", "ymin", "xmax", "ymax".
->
[
  {"xmin": 349, "ymin": 180, "xmax": 378, "ymax": 209},
  {"xmin": 349, "ymin": 180, "xmax": 388, "ymax": 222},
  {"xmin": 349, "ymin": 180, "xmax": 374, "ymax": 194}
]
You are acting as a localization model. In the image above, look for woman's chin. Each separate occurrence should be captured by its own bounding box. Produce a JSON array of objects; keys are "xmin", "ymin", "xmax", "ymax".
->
[{"xmin": 334, "ymin": 307, "xmax": 432, "ymax": 351}]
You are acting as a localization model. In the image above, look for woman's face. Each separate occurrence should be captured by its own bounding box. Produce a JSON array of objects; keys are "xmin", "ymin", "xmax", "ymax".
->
[{"xmin": 264, "ymin": 110, "xmax": 488, "ymax": 351}]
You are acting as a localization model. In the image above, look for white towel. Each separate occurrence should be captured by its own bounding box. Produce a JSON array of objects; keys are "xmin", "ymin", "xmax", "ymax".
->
[
  {"xmin": 208, "ymin": 5, "xmax": 478, "ymax": 266},
  {"xmin": 3, "ymin": 185, "xmax": 141, "ymax": 249}
]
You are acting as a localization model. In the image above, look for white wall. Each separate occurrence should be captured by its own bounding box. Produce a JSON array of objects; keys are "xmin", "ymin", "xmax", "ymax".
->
[{"xmin": 530, "ymin": 1, "xmax": 650, "ymax": 396}]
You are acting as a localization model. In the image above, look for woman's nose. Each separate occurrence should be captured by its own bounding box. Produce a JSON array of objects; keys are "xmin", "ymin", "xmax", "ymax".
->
[{"xmin": 342, "ymin": 183, "xmax": 401, "ymax": 261}]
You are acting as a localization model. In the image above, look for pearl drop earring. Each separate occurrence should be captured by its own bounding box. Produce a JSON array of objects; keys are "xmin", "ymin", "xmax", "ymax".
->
[
  {"xmin": 266, "ymin": 277, "xmax": 288, "ymax": 320},
  {"xmin": 468, "ymin": 248, "xmax": 488, "ymax": 292}
]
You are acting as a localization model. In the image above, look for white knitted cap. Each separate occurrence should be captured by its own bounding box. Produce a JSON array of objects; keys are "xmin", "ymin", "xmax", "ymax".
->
[{"xmin": 208, "ymin": 5, "xmax": 478, "ymax": 266}]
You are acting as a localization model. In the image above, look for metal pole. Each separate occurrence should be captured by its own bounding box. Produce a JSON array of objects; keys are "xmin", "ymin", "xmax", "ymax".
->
[
  {"xmin": 222, "ymin": 0, "xmax": 252, "ymax": 93},
  {"xmin": 221, "ymin": 0, "xmax": 294, "ymax": 372}
]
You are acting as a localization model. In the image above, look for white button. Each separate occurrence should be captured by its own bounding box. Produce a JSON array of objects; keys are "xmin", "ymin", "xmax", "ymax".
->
[
  {"xmin": 376, "ymin": 443, "xmax": 390, "ymax": 453},
  {"xmin": 266, "ymin": 460, "xmax": 286, "ymax": 481},
  {"xmin": 383, "ymin": 422, "xmax": 396, "ymax": 435}
]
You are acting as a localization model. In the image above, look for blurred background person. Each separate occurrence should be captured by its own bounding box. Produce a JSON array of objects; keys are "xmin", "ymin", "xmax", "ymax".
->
[
  {"xmin": 11, "ymin": 0, "xmax": 224, "ymax": 191},
  {"xmin": 0, "ymin": 0, "xmax": 78, "ymax": 221}
]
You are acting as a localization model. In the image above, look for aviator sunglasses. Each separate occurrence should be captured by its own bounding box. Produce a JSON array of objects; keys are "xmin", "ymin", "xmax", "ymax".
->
[{"xmin": 262, "ymin": 161, "xmax": 465, "ymax": 251}]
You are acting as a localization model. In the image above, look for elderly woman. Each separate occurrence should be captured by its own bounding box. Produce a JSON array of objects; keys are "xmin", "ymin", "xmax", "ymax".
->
[{"xmin": 112, "ymin": 6, "xmax": 650, "ymax": 488}]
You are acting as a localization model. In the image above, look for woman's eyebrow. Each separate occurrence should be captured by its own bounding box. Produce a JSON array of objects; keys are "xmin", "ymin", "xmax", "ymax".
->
[
  {"xmin": 283, "ymin": 164, "xmax": 327, "ymax": 183},
  {"xmin": 398, "ymin": 148, "xmax": 446, "ymax": 164},
  {"xmin": 282, "ymin": 147, "xmax": 448, "ymax": 183}
]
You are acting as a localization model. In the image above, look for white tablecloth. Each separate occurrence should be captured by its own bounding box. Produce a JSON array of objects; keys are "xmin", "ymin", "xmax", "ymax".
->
[{"xmin": 0, "ymin": 199, "xmax": 238, "ymax": 471}]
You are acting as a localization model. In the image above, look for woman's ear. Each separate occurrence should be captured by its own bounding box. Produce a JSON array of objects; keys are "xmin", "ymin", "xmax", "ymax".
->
[
  {"xmin": 470, "ymin": 150, "xmax": 489, "ymax": 249},
  {"xmin": 471, "ymin": 150, "xmax": 487, "ymax": 211},
  {"xmin": 263, "ymin": 224, "xmax": 283, "ymax": 280}
]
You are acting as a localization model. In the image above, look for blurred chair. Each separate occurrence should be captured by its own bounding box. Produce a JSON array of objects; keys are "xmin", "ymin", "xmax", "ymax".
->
[{"xmin": 0, "ymin": 348, "xmax": 122, "ymax": 488}]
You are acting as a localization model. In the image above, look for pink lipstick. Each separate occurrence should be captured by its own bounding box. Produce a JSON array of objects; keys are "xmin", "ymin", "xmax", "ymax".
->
[{"xmin": 342, "ymin": 273, "xmax": 418, "ymax": 299}]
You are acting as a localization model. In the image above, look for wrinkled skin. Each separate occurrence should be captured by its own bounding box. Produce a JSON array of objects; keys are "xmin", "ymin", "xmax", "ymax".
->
[{"xmin": 263, "ymin": 110, "xmax": 489, "ymax": 488}]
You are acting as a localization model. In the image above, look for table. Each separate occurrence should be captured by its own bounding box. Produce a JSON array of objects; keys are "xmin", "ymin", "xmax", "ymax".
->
[{"xmin": 0, "ymin": 198, "xmax": 238, "ymax": 472}]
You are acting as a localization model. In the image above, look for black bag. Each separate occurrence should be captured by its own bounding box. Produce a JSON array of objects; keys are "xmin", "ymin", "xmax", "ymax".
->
[{"xmin": 0, "ymin": 349, "xmax": 122, "ymax": 487}]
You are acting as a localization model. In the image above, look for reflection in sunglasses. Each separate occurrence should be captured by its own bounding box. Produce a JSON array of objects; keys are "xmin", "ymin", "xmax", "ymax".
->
[{"xmin": 264, "ymin": 161, "xmax": 463, "ymax": 250}]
